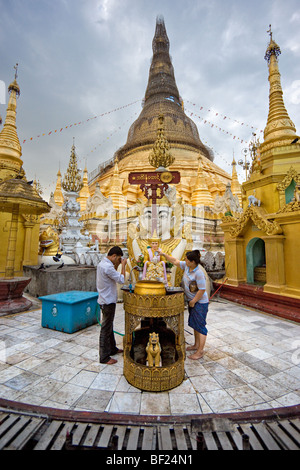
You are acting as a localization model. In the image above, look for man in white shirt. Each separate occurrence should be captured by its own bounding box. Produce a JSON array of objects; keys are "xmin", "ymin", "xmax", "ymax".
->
[{"xmin": 97, "ymin": 246, "xmax": 127, "ymax": 364}]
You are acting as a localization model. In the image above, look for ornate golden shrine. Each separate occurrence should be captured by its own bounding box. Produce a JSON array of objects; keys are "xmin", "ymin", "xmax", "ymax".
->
[
  {"xmin": 218, "ymin": 28, "xmax": 300, "ymax": 301},
  {"xmin": 122, "ymin": 281, "xmax": 185, "ymax": 392}
]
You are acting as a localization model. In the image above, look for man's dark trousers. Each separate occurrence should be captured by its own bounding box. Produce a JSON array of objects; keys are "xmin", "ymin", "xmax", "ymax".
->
[{"xmin": 99, "ymin": 303, "xmax": 119, "ymax": 363}]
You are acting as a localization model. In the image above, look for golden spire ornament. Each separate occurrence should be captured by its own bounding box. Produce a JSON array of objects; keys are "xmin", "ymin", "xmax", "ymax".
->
[
  {"xmin": 62, "ymin": 140, "xmax": 83, "ymax": 193},
  {"xmin": 261, "ymin": 25, "xmax": 298, "ymax": 149},
  {"xmin": 0, "ymin": 63, "xmax": 23, "ymax": 181},
  {"xmin": 148, "ymin": 114, "xmax": 175, "ymax": 169}
]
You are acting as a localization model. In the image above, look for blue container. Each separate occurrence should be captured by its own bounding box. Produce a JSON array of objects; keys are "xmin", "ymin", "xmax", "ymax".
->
[{"xmin": 39, "ymin": 291, "xmax": 99, "ymax": 334}]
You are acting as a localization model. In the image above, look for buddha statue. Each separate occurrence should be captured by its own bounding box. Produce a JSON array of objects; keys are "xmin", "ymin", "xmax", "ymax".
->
[
  {"xmin": 127, "ymin": 189, "xmax": 193, "ymax": 286},
  {"xmin": 142, "ymin": 230, "xmax": 168, "ymax": 284}
]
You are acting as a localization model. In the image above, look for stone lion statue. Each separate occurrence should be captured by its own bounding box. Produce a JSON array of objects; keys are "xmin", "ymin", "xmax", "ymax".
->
[{"xmin": 39, "ymin": 226, "xmax": 60, "ymax": 256}]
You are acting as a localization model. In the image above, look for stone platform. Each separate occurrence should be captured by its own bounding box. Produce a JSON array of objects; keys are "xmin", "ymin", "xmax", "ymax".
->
[
  {"xmin": 23, "ymin": 265, "xmax": 96, "ymax": 297},
  {"xmin": 214, "ymin": 282, "xmax": 300, "ymax": 323},
  {"xmin": 0, "ymin": 297, "xmax": 299, "ymax": 416}
]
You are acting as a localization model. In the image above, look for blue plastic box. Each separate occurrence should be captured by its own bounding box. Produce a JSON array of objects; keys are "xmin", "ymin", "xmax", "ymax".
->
[{"xmin": 39, "ymin": 291, "xmax": 99, "ymax": 334}]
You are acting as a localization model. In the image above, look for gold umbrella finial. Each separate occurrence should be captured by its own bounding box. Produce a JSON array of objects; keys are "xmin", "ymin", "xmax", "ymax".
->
[
  {"xmin": 264, "ymin": 25, "xmax": 281, "ymax": 63},
  {"xmin": 267, "ymin": 24, "xmax": 272, "ymax": 41},
  {"xmin": 14, "ymin": 63, "xmax": 18, "ymax": 80}
]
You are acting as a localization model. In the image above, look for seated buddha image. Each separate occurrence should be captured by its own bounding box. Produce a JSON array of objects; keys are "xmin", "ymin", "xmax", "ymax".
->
[
  {"xmin": 127, "ymin": 188, "xmax": 193, "ymax": 287},
  {"xmin": 142, "ymin": 230, "xmax": 168, "ymax": 284}
]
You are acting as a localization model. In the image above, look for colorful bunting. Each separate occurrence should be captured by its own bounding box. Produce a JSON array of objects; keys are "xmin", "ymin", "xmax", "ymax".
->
[
  {"xmin": 186, "ymin": 108, "xmax": 257, "ymax": 145},
  {"xmin": 185, "ymin": 100, "xmax": 263, "ymax": 133},
  {"xmin": 82, "ymin": 112, "xmax": 138, "ymax": 160},
  {"xmin": 22, "ymin": 100, "xmax": 141, "ymax": 144}
]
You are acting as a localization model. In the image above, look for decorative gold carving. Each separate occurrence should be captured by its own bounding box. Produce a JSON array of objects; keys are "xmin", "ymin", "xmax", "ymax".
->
[
  {"xmin": 164, "ymin": 315, "xmax": 180, "ymax": 336},
  {"xmin": 222, "ymin": 214, "xmax": 241, "ymax": 224},
  {"xmin": 229, "ymin": 206, "xmax": 282, "ymax": 237},
  {"xmin": 123, "ymin": 291, "xmax": 184, "ymax": 318},
  {"xmin": 22, "ymin": 213, "xmax": 39, "ymax": 224},
  {"xmin": 277, "ymin": 166, "xmax": 300, "ymax": 191},
  {"xmin": 277, "ymin": 200, "xmax": 300, "ymax": 213},
  {"xmin": 123, "ymin": 290, "xmax": 185, "ymax": 391},
  {"xmin": 148, "ymin": 114, "xmax": 175, "ymax": 169},
  {"xmin": 123, "ymin": 348, "xmax": 184, "ymax": 392}
]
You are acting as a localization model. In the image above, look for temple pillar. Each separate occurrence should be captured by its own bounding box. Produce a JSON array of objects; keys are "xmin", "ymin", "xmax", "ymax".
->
[
  {"xmin": 5, "ymin": 204, "xmax": 19, "ymax": 278},
  {"xmin": 224, "ymin": 237, "xmax": 246, "ymax": 286},
  {"xmin": 262, "ymin": 235, "xmax": 286, "ymax": 294},
  {"xmin": 22, "ymin": 219, "xmax": 36, "ymax": 266}
]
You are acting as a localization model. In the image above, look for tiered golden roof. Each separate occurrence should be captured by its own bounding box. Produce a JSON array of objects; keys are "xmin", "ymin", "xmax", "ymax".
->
[{"xmin": 0, "ymin": 178, "xmax": 50, "ymax": 214}]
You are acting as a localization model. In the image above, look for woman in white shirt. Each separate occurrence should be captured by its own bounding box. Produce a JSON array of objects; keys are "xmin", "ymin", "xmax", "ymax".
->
[{"xmin": 161, "ymin": 249, "xmax": 209, "ymax": 360}]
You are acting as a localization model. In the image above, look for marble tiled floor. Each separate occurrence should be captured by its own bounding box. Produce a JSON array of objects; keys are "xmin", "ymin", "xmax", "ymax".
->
[{"xmin": 0, "ymin": 297, "xmax": 299, "ymax": 416}]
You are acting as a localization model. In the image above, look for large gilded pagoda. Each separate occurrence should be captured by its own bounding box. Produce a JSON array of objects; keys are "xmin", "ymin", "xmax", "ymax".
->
[
  {"xmin": 82, "ymin": 17, "xmax": 236, "ymax": 254},
  {"xmin": 88, "ymin": 17, "xmax": 231, "ymax": 205}
]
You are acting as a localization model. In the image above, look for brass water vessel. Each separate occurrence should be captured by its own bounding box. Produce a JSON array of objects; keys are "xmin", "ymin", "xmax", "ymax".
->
[{"xmin": 134, "ymin": 280, "xmax": 166, "ymax": 296}]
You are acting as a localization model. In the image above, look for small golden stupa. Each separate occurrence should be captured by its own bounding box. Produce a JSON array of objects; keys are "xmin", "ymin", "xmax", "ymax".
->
[
  {"xmin": 77, "ymin": 164, "xmax": 91, "ymax": 211},
  {"xmin": 53, "ymin": 168, "xmax": 64, "ymax": 207},
  {"xmin": 219, "ymin": 27, "xmax": 300, "ymax": 318},
  {"xmin": 0, "ymin": 66, "xmax": 50, "ymax": 313}
]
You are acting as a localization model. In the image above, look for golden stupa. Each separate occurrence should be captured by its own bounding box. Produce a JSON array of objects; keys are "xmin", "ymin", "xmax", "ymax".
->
[
  {"xmin": 88, "ymin": 17, "xmax": 232, "ymax": 208},
  {"xmin": 219, "ymin": 28, "xmax": 300, "ymax": 317},
  {"xmin": 77, "ymin": 164, "xmax": 91, "ymax": 212},
  {"xmin": 53, "ymin": 168, "xmax": 64, "ymax": 207},
  {"xmin": 0, "ymin": 67, "xmax": 50, "ymax": 313}
]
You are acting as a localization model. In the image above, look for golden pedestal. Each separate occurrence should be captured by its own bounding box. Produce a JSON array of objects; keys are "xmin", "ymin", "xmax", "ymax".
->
[{"xmin": 123, "ymin": 281, "xmax": 185, "ymax": 392}]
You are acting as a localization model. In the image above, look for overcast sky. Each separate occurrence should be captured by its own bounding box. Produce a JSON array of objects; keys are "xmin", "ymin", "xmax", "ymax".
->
[{"xmin": 1, "ymin": 0, "xmax": 300, "ymax": 200}]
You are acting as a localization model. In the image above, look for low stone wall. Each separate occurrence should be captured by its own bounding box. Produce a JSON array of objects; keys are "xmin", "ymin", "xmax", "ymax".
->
[{"xmin": 23, "ymin": 265, "xmax": 97, "ymax": 298}]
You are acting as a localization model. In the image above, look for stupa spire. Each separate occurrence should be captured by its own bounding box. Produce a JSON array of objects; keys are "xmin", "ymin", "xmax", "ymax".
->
[
  {"xmin": 115, "ymin": 16, "xmax": 213, "ymax": 162},
  {"xmin": 0, "ymin": 64, "xmax": 23, "ymax": 181},
  {"xmin": 144, "ymin": 16, "xmax": 180, "ymax": 106},
  {"xmin": 261, "ymin": 26, "xmax": 298, "ymax": 151}
]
